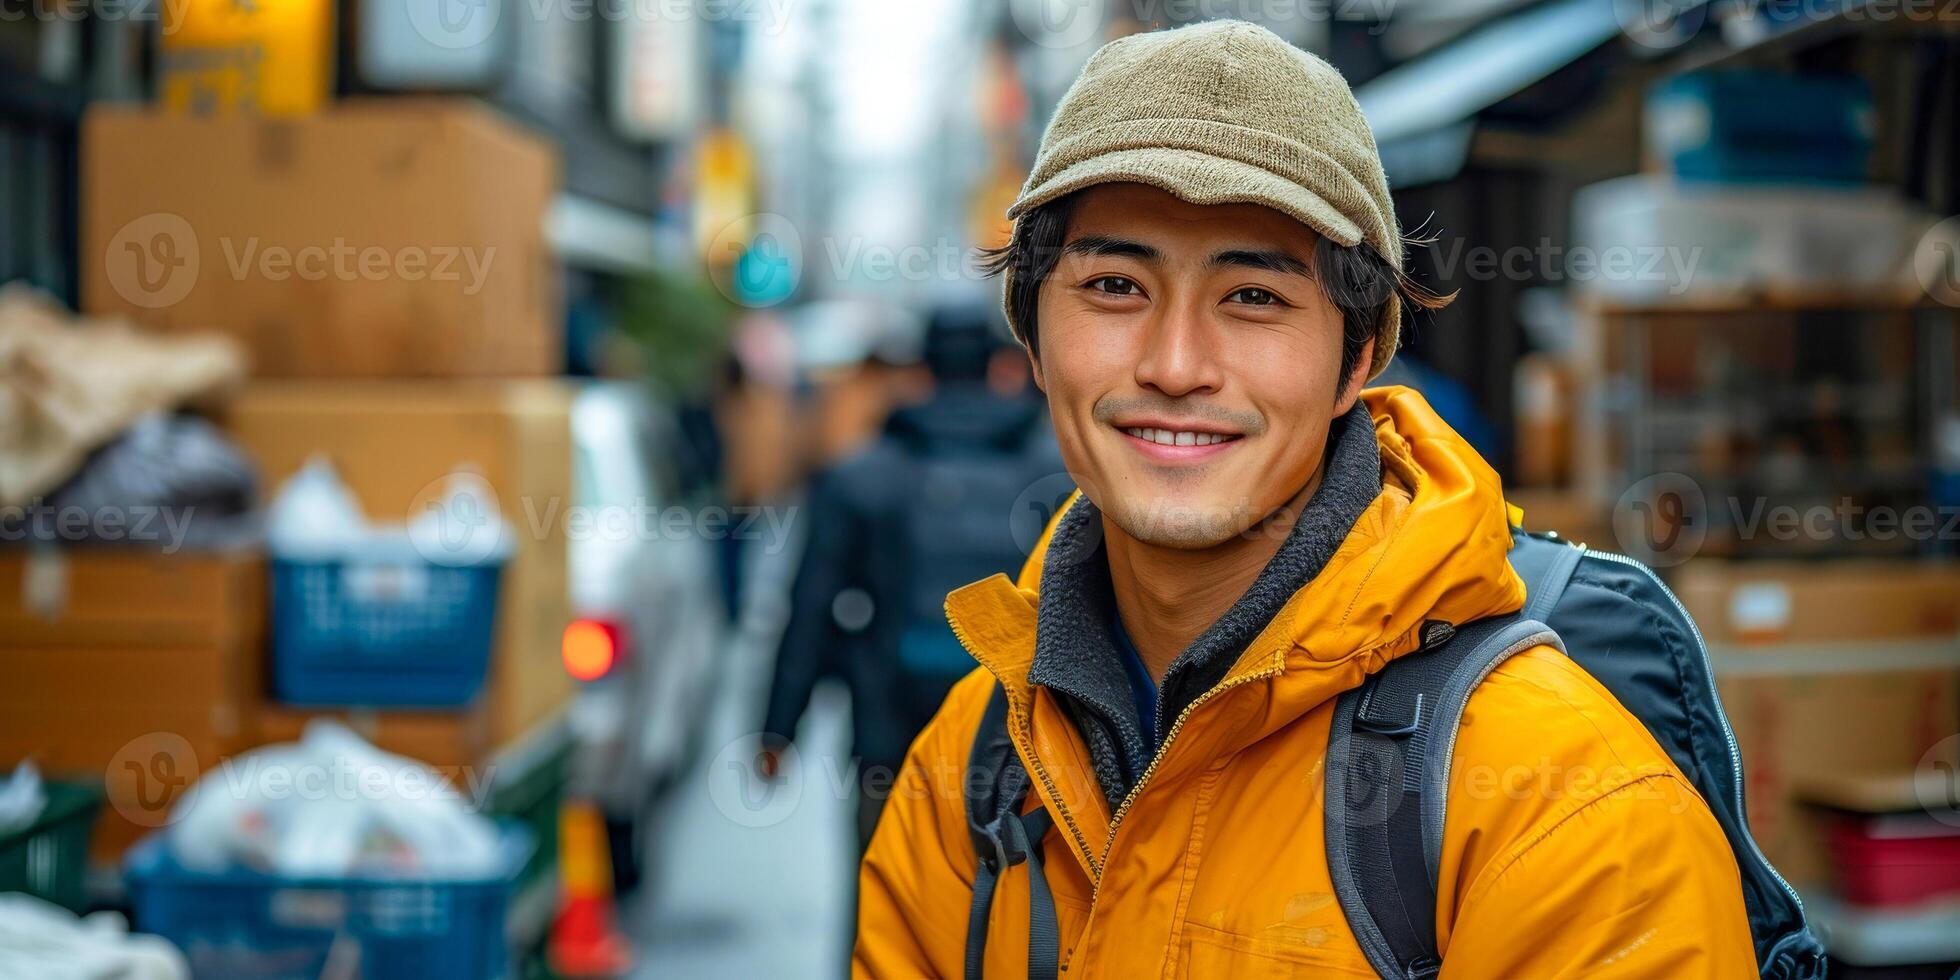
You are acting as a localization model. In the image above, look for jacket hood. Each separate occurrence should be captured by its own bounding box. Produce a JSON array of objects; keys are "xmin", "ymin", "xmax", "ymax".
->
[{"xmin": 944, "ymin": 386, "xmax": 1525, "ymax": 843}]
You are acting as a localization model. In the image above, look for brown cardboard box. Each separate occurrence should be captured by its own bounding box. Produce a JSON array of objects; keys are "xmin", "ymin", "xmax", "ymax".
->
[
  {"xmin": 1719, "ymin": 669, "xmax": 1958, "ymax": 886},
  {"xmin": 1675, "ymin": 561, "xmax": 1960, "ymax": 644},
  {"xmin": 81, "ymin": 100, "xmax": 560, "ymax": 378},
  {"xmin": 1678, "ymin": 559, "xmax": 1960, "ymax": 883},
  {"xmin": 0, "ymin": 549, "xmax": 265, "ymax": 860},
  {"xmin": 218, "ymin": 380, "xmax": 575, "ymax": 747}
]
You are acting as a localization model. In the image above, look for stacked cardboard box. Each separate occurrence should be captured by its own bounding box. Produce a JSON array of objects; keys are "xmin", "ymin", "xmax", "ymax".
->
[
  {"xmin": 0, "ymin": 550, "xmax": 265, "ymax": 860},
  {"xmin": 82, "ymin": 101, "xmax": 560, "ymax": 378},
  {"xmin": 1676, "ymin": 561, "xmax": 1960, "ymax": 885}
]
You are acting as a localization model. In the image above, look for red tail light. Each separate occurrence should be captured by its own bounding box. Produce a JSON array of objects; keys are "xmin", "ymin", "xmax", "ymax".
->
[{"xmin": 563, "ymin": 618, "xmax": 625, "ymax": 681}]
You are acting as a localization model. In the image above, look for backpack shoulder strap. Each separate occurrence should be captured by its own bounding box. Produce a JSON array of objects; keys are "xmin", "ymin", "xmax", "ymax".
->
[
  {"xmin": 963, "ymin": 684, "xmax": 1059, "ymax": 980},
  {"xmin": 1325, "ymin": 615, "xmax": 1565, "ymax": 980},
  {"xmin": 1506, "ymin": 530, "xmax": 1586, "ymax": 621}
]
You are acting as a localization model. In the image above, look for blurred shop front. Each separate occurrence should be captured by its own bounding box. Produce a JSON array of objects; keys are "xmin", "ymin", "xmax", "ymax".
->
[{"xmin": 0, "ymin": 0, "xmax": 1959, "ymax": 978}]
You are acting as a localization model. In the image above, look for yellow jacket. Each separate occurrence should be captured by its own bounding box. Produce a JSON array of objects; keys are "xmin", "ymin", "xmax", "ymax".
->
[{"xmin": 856, "ymin": 387, "xmax": 1756, "ymax": 978}]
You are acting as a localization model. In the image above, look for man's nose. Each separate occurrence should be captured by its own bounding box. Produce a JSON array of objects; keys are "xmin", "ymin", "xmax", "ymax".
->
[{"xmin": 1133, "ymin": 302, "xmax": 1224, "ymax": 398}]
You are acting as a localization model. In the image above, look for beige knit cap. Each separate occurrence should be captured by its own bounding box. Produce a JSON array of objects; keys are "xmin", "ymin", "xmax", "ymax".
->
[{"xmin": 1007, "ymin": 19, "xmax": 1404, "ymax": 378}]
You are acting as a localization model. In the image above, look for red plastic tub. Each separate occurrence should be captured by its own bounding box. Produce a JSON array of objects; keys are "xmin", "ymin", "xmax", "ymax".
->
[{"xmin": 1826, "ymin": 820, "xmax": 1960, "ymax": 908}]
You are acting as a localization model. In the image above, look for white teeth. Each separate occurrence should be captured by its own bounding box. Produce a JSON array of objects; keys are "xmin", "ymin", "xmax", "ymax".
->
[{"xmin": 1122, "ymin": 427, "xmax": 1231, "ymax": 447}]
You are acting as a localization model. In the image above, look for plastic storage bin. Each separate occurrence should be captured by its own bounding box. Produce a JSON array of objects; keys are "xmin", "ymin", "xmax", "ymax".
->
[
  {"xmin": 125, "ymin": 825, "xmax": 533, "ymax": 980},
  {"xmin": 1647, "ymin": 71, "xmax": 1873, "ymax": 185},
  {"xmin": 0, "ymin": 780, "xmax": 102, "ymax": 912},
  {"xmin": 1827, "ymin": 820, "xmax": 1960, "ymax": 908},
  {"xmin": 269, "ymin": 555, "xmax": 504, "ymax": 707}
]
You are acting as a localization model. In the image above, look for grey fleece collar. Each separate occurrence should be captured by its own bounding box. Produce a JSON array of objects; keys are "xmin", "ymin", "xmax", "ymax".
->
[{"xmin": 1023, "ymin": 403, "xmax": 1384, "ymax": 808}]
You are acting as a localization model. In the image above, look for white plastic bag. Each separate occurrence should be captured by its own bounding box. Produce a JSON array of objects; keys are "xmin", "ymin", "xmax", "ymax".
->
[{"xmin": 167, "ymin": 720, "xmax": 502, "ymax": 878}]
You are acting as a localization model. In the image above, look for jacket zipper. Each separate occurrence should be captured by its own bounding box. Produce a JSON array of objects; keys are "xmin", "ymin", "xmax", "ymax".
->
[
  {"xmin": 946, "ymin": 614, "xmax": 1102, "ymax": 877},
  {"xmin": 1086, "ymin": 659, "xmax": 1287, "ymax": 905},
  {"xmin": 1586, "ymin": 548, "xmax": 1809, "ymax": 919}
]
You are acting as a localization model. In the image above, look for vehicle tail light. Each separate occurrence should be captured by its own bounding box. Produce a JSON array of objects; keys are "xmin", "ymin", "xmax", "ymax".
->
[{"xmin": 563, "ymin": 618, "xmax": 626, "ymax": 681}]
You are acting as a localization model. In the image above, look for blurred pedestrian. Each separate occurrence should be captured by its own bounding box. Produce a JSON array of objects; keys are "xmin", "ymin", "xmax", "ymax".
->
[{"xmin": 760, "ymin": 303, "xmax": 1062, "ymax": 847}]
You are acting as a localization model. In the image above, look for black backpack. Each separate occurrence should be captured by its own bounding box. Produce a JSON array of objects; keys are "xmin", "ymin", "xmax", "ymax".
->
[{"xmin": 962, "ymin": 528, "xmax": 1826, "ymax": 980}]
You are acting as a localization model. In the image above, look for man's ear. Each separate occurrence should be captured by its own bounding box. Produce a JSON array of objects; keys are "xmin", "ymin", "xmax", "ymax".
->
[
  {"xmin": 1026, "ymin": 344, "xmax": 1046, "ymax": 392},
  {"xmin": 1334, "ymin": 335, "xmax": 1375, "ymax": 414}
]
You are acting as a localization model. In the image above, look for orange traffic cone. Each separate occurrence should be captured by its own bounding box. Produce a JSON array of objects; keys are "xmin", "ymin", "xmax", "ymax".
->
[{"xmin": 548, "ymin": 801, "xmax": 634, "ymax": 978}]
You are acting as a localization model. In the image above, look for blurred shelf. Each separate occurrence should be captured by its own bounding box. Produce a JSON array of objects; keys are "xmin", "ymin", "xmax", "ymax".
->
[
  {"xmin": 1710, "ymin": 636, "xmax": 1960, "ymax": 676},
  {"xmin": 547, "ymin": 194, "xmax": 659, "ymax": 278},
  {"xmin": 1803, "ymin": 892, "xmax": 1960, "ymax": 969},
  {"xmin": 1669, "ymin": 0, "xmax": 1960, "ymax": 79},
  {"xmin": 1577, "ymin": 289, "xmax": 1948, "ymax": 317}
]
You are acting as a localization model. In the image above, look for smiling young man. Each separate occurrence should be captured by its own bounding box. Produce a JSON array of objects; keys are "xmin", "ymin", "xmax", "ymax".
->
[{"xmin": 854, "ymin": 20, "xmax": 1755, "ymax": 979}]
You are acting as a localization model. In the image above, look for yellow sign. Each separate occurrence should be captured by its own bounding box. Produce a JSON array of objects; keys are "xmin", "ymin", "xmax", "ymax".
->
[{"xmin": 159, "ymin": 0, "xmax": 335, "ymax": 115}]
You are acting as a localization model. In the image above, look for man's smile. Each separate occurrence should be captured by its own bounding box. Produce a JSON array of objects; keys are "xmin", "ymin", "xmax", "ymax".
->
[{"xmin": 1113, "ymin": 419, "xmax": 1246, "ymax": 462}]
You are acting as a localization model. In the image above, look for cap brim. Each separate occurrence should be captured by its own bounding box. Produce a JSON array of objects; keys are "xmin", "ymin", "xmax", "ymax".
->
[{"xmin": 1006, "ymin": 146, "xmax": 1366, "ymax": 249}]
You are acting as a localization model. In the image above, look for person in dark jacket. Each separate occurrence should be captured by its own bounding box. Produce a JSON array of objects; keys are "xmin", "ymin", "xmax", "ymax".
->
[{"xmin": 760, "ymin": 304, "xmax": 1063, "ymax": 846}]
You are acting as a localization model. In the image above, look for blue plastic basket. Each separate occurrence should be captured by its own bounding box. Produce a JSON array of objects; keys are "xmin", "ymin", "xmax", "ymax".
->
[
  {"xmin": 269, "ymin": 556, "xmax": 504, "ymax": 707},
  {"xmin": 124, "ymin": 825, "xmax": 533, "ymax": 980}
]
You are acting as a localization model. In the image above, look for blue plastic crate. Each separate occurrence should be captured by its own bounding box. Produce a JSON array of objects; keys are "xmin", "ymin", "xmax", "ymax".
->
[
  {"xmin": 124, "ymin": 826, "xmax": 532, "ymax": 980},
  {"xmin": 269, "ymin": 555, "xmax": 504, "ymax": 707},
  {"xmin": 1647, "ymin": 71, "xmax": 1873, "ymax": 185}
]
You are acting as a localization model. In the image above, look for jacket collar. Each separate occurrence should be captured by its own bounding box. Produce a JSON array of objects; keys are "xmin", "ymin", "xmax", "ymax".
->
[{"xmin": 1020, "ymin": 402, "xmax": 1383, "ymax": 805}]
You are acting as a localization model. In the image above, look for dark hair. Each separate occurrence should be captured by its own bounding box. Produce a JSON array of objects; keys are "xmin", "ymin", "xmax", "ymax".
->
[{"xmin": 977, "ymin": 191, "xmax": 1455, "ymax": 390}]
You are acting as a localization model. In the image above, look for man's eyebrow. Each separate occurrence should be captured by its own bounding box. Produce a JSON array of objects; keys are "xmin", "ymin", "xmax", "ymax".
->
[
  {"xmin": 1209, "ymin": 248, "xmax": 1313, "ymax": 278},
  {"xmin": 1062, "ymin": 236, "xmax": 1159, "ymax": 261}
]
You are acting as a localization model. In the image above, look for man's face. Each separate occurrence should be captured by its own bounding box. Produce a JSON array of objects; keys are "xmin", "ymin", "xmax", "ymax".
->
[{"xmin": 1030, "ymin": 183, "xmax": 1372, "ymax": 548}]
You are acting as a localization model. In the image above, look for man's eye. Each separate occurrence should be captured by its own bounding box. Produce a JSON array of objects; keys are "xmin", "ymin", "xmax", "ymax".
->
[
  {"xmin": 1229, "ymin": 287, "xmax": 1281, "ymax": 306},
  {"xmin": 1088, "ymin": 276, "xmax": 1141, "ymax": 296}
]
